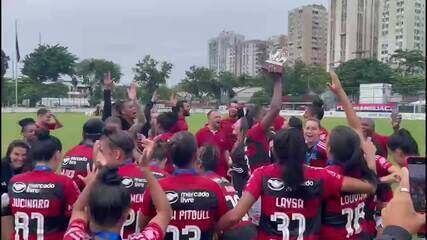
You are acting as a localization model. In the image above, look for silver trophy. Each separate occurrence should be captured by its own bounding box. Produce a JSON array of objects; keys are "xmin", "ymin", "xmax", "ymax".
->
[
  {"xmin": 264, "ymin": 48, "xmax": 288, "ymax": 73},
  {"xmin": 266, "ymin": 48, "xmax": 288, "ymax": 66}
]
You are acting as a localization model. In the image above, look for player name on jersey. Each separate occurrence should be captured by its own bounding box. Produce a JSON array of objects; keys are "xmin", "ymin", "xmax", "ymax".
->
[
  {"xmin": 12, "ymin": 198, "xmax": 50, "ymax": 208},
  {"xmin": 171, "ymin": 210, "xmax": 210, "ymax": 221},
  {"xmin": 340, "ymin": 194, "xmax": 368, "ymax": 205}
]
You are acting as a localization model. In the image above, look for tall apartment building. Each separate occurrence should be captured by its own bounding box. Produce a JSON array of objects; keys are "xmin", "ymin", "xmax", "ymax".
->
[
  {"xmin": 288, "ymin": 4, "xmax": 328, "ymax": 67},
  {"xmin": 327, "ymin": 0, "xmax": 380, "ymax": 71},
  {"xmin": 267, "ymin": 35, "xmax": 289, "ymax": 57},
  {"xmin": 208, "ymin": 31, "xmax": 245, "ymax": 75},
  {"xmin": 378, "ymin": 0, "xmax": 425, "ymax": 63},
  {"xmin": 241, "ymin": 40, "xmax": 268, "ymax": 77}
]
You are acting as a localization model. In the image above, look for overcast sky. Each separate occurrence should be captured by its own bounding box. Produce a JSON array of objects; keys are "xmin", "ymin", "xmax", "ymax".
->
[{"xmin": 2, "ymin": 0, "xmax": 329, "ymax": 86}]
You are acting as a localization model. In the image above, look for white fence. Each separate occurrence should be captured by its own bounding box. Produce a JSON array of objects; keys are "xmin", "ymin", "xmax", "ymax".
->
[{"xmin": 2, "ymin": 107, "xmax": 425, "ymax": 120}]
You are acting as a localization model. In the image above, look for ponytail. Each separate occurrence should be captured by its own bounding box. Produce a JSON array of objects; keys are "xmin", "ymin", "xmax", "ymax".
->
[{"xmin": 273, "ymin": 128, "xmax": 306, "ymax": 189}]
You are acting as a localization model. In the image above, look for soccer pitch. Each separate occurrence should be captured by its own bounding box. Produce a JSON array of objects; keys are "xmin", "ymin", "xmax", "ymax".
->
[{"xmin": 1, "ymin": 112, "xmax": 425, "ymax": 156}]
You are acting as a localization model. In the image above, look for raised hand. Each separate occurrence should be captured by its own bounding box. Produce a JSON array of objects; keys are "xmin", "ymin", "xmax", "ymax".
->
[
  {"xmin": 103, "ymin": 72, "xmax": 114, "ymax": 90},
  {"xmin": 362, "ymin": 138, "xmax": 377, "ymax": 173},
  {"xmin": 77, "ymin": 161, "xmax": 99, "ymax": 186},
  {"xmin": 138, "ymin": 139, "xmax": 155, "ymax": 167},
  {"xmin": 328, "ymin": 71, "xmax": 343, "ymax": 94},
  {"xmin": 381, "ymin": 167, "xmax": 426, "ymax": 234},
  {"xmin": 127, "ymin": 82, "xmax": 138, "ymax": 101}
]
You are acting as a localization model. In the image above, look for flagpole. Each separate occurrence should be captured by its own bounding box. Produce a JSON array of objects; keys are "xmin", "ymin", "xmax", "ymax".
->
[{"xmin": 15, "ymin": 19, "xmax": 18, "ymax": 108}]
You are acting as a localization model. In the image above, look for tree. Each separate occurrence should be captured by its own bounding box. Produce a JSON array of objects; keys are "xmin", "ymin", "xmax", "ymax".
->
[
  {"xmin": 157, "ymin": 84, "xmax": 172, "ymax": 100},
  {"xmin": 335, "ymin": 58, "xmax": 396, "ymax": 97},
  {"xmin": 1, "ymin": 50, "xmax": 9, "ymax": 78},
  {"xmin": 74, "ymin": 58, "xmax": 122, "ymax": 106},
  {"xmin": 133, "ymin": 55, "xmax": 173, "ymax": 95},
  {"xmin": 390, "ymin": 49, "xmax": 425, "ymax": 76},
  {"xmin": 22, "ymin": 44, "xmax": 78, "ymax": 82},
  {"xmin": 250, "ymin": 90, "xmax": 270, "ymax": 105},
  {"xmin": 177, "ymin": 66, "xmax": 218, "ymax": 102},
  {"xmin": 1, "ymin": 76, "xmax": 69, "ymax": 107},
  {"xmin": 392, "ymin": 75, "xmax": 425, "ymax": 96},
  {"xmin": 75, "ymin": 58, "xmax": 122, "ymax": 84}
]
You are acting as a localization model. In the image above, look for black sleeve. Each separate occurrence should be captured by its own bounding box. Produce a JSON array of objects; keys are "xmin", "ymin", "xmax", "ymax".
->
[
  {"xmin": 378, "ymin": 226, "xmax": 412, "ymax": 240},
  {"xmin": 102, "ymin": 89, "xmax": 112, "ymax": 121},
  {"xmin": 141, "ymin": 101, "xmax": 154, "ymax": 137}
]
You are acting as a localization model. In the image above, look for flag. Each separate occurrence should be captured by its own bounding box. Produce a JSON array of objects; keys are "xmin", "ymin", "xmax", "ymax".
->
[{"xmin": 15, "ymin": 21, "xmax": 20, "ymax": 62}]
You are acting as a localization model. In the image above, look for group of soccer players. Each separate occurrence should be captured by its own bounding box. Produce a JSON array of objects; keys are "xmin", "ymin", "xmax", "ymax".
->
[{"xmin": 0, "ymin": 64, "xmax": 424, "ymax": 240}]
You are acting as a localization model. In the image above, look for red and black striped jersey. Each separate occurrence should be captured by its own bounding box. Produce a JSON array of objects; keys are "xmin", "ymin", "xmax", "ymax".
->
[
  {"xmin": 7, "ymin": 169, "xmax": 80, "ymax": 240},
  {"xmin": 203, "ymin": 171, "xmax": 257, "ymax": 239},
  {"xmin": 321, "ymin": 165, "xmax": 369, "ymax": 240},
  {"xmin": 246, "ymin": 123, "xmax": 271, "ymax": 173},
  {"xmin": 141, "ymin": 171, "xmax": 228, "ymax": 240},
  {"xmin": 244, "ymin": 164, "xmax": 344, "ymax": 240},
  {"xmin": 118, "ymin": 163, "xmax": 169, "ymax": 239},
  {"xmin": 60, "ymin": 144, "xmax": 93, "ymax": 190}
]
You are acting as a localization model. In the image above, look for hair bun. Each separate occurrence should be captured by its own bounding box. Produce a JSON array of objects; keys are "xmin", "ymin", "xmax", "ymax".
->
[
  {"xmin": 98, "ymin": 167, "xmax": 122, "ymax": 185},
  {"xmin": 18, "ymin": 118, "xmax": 35, "ymax": 127}
]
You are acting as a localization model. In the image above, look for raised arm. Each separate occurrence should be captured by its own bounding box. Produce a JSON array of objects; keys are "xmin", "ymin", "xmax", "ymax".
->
[
  {"xmin": 102, "ymin": 72, "xmax": 113, "ymax": 121},
  {"xmin": 140, "ymin": 167, "xmax": 172, "ymax": 232},
  {"xmin": 328, "ymin": 71, "xmax": 363, "ymax": 141},
  {"xmin": 69, "ymin": 161, "xmax": 99, "ymax": 223},
  {"xmin": 128, "ymin": 82, "xmax": 146, "ymax": 125},
  {"xmin": 142, "ymin": 90, "xmax": 157, "ymax": 137},
  {"xmin": 139, "ymin": 139, "xmax": 172, "ymax": 232},
  {"xmin": 260, "ymin": 65, "xmax": 283, "ymax": 130}
]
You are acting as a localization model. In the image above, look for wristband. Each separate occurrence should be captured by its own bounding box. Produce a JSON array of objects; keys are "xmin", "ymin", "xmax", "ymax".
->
[{"xmin": 400, "ymin": 187, "xmax": 410, "ymax": 193}]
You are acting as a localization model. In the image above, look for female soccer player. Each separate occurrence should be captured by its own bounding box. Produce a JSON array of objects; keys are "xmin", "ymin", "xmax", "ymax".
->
[
  {"xmin": 319, "ymin": 71, "xmax": 379, "ymax": 239},
  {"xmin": 1, "ymin": 141, "xmax": 31, "ymax": 195},
  {"xmin": 303, "ymin": 96, "xmax": 328, "ymax": 142},
  {"xmin": 141, "ymin": 132, "xmax": 229, "ymax": 240},
  {"xmin": 245, "ymin": 69, "xmax": 282, "ymax": 173},
  {"xmin": 387, "ymin": 128, "xmax": 419, "ymax": 168},
  {"xmin": 18, "ymin": 118, "xmax": 38, "ymax": 146},
  {"xmin": 4, "ymin": 133, "xmax": 80, "ymax": 240},
  {"xmin": 216, "ymin": 127, "xmax": 377, "ymax": 239},
  {"xmin": 198, "ymin": 144, "xmax": 257, "ymax": 240},
  {"xmin": 230, "ymin": 117, "xmax": 250, "ymax": 196},
  {"xmin": 303, "ymin": 118, "xmax": 328, "ymax": 167},
  {"xmin": 60, "ymin": 118, "xmax": 104, "ymax": 190},
  {"xmin": 63, "ymin": 162, "xmax": 171, "ymax": 239}
]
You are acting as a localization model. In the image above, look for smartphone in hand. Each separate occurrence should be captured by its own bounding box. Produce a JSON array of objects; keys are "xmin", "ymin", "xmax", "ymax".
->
[{"xmin": 406, "ymin": 156, "xmax": 426, "ymax": 212}]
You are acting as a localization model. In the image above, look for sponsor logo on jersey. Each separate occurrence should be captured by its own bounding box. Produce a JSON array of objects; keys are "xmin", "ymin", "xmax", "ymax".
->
[
  {"xmin": 267, "ymin": 178, "xmax": 285, "ymax": 191},
  {"xmin": 166, "ymin": 191, "xmax": 179, "ymax": 204},
  {"xmin": 12, "ymin": 182, "xmax": 26, "ymax": 193},
  {"xmin": 62, "ymin": 156, "xmax": 88, "ymax": 166},
  {"xmin": 122, "ymin": 177, "xmax": 134, "ymax": 188},
  {"xmin": 62, "ymin": 157, "xmax": 71, "ymax": 165}
]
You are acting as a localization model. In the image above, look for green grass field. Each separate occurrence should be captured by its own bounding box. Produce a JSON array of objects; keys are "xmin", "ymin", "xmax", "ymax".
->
[{"xmin": 1, "ymin": 112, "xmax": 425, "ymax": 156}]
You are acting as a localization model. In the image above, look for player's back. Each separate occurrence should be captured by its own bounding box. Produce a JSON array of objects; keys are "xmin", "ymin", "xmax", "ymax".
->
[
  {"xmin": 142, "ymin": 172, "xmax": 228, "ymax": 240},
  {"xmin": 320, "ymin": 165, "xmax": 369, "ymax": 240},
  {"xmin": 245, "ymin": 164, "xmax": 344, "ymax": 240},
  {"xmin": 7, "ymin": 169, "xmax": 80, "ymax": 240},
  {"xmin": 204, "ymin": 171, "xmax": 257, "ymax": 240},
  {"xmin": 60, "ymin": 144, "xmax": 93, "ymax": 190},
  {"xmin": 119, "ymin": 163, "xmax": 169, "ymax": 239}
]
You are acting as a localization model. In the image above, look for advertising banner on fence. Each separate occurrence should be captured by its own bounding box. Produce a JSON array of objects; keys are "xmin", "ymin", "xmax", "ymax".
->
[{"xmin": 336, "ymin": 103, "xmax": 397, "ymax": 112}]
